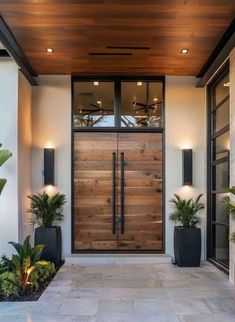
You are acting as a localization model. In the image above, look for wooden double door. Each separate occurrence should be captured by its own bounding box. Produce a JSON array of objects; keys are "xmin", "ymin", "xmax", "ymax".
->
[{"xmin": 73, "ymin": 132, "xmax": 163, "ymax": 251}]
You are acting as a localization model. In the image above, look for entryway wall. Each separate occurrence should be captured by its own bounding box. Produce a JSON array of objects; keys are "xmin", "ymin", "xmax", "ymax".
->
[{"xmin": 31, "ymin": 75, "xmax": 206, "ymax": 259}]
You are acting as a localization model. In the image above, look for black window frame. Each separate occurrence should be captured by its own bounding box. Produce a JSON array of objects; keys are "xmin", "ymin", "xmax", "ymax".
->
[
  {"xmin": 207, "ymin": 62, "xmax": 230, "ymax": 272},
  {"xmin": 72, "ymin": 75, "xmax": 165, "ymax": 132}
]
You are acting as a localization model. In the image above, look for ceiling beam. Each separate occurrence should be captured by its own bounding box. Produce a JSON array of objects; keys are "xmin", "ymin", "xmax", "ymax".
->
[
  {"xmin": 196, "ymin": 18, "xmax": 235, "ymax": 88},
  {"xmin": 0, "ymin": 15, "xmax": 38, "ymax": 86}
]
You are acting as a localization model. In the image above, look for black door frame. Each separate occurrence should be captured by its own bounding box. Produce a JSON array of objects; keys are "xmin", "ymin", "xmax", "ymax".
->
[{"xmin": 71, "ymin": 75, "xmax": 165, "ymax": 253}]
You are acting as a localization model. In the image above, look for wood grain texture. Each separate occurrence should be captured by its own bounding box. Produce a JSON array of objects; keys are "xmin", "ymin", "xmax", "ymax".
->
[
  {"xmin": 0, "ymin": 1, "xmax": 234, "ymax": 75},
  {"xmin": 117, "ymin": 133, "xmax": 163, "ymax": 250},
  {"xmin": 73, "ymin": 132, "xmax": 118, "ymax": 250},
  {"xmin": 73, "ymin": 132, "xmax": 163, "ymax": 251}
]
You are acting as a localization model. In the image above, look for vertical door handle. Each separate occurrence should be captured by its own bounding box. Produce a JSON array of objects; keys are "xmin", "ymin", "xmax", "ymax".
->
[
  {"xmin": 112, "ymin": 152, "xmax": 116, "ymax": 234},
  {"xmin": 121, "ymin": 152, "xmax": 125, "ymax": 234}
]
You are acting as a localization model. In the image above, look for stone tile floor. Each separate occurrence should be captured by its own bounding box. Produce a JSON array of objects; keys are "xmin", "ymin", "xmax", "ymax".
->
[{"xmin": 0, "ymin": 262, "xmax": 235, "ymax": 321}]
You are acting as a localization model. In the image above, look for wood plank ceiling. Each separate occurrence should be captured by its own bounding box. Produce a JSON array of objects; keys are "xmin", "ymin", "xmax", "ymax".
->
[{"xmin": 0, "ymin": 0, "xmax": 234, "ymax": 76}]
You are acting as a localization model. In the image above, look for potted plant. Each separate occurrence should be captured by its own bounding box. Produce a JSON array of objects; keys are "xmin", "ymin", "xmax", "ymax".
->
[
  {"xmin": 28, "ymin": 191, "xmax": 66, "ymax": 266},
  {"xmin": 0, "ymin": 143, "xmax": 12, "ymax": 195},
  {"xmin": 169, "ymin": 194, "xmax": 204, "ymax": 267}
]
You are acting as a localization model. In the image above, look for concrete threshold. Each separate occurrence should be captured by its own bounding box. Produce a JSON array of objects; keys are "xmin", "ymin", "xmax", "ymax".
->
[{"xmin": 65, "ymin": 253, "xmax": 172, "ymax": 265}]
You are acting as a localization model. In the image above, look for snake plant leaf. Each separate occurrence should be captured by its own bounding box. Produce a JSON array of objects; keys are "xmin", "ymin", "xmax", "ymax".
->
[
  {"xmin": 0, "ymin": 178, "xmax": 7, "ymax": 195},
  {"xmin": 0, "ymin": 149, "xmax": 12, "ymax": 167}
]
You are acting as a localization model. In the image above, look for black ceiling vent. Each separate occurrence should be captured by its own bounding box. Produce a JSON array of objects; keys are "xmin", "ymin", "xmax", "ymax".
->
[
  {"xmin": 89, "ymin": 52, "xmax": 132, "ymax": 56},
  {"xmin": 0, "ymin": 49, "xmax": 10, "ymax": 57},
  {"xmin": 79, "ymin": 92, "xmax": 94, "ymax": 97},
  {"xmin": 106, "ymin": 46, "xmax": 150, "ymax": 50}
]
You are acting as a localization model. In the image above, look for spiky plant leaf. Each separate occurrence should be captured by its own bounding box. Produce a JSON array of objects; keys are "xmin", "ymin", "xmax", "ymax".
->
[
  {"xmin": 0, "ymin": 178, "xmax": 7, "ymax": 195},
  {"xmin": 0, "ymin": 145, "xmax": 12, "ymax": 195},
  {"xmin": 0, "ymin": 149, "xmax": 12, "ymax": 167},
  {"xmin": 28, "ymin": 191, "xmax": 67, "ymax": 227},
  {"xmin": 169, "ymin": 194, "xmax": 205, "ymax": 228}
]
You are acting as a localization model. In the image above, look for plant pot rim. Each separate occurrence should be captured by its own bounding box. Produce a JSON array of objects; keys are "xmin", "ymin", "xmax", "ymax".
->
[
  {"xmin": 175, "ymin": 226, "xmax": 201, "ymax": 230},
  {"xmin": 35, "ymin": 226, "xmax": 61, "ymax": 229}
]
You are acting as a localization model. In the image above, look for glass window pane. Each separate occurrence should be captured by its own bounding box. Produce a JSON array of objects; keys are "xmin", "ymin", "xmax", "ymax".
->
[
  {"xmin": 213, "ymin": 99, "xmax": 229, "ymax": 132},
  {"xmin": 121, "ymin": 81, "xmax": 163, "ymax": 128},
  {"xmin": 213, "ymin": 131, "xmax": 229, "ymax": 160},
  {"xmin": 212, "ymin": 162, "xmax": 229, "ymax": 191},
  {"xmin": 73, "ymin": 82, "xmax": 115, "ymax": 127},
  {"xmin": 212, "ymin": 193, "xmax": 229, "ymax": 224},
  {"xmin": 212, "ymin": 224, "xmax": 229, "ymax": 267},
  {"xmin": 213, "ymin": 73, "xmax": 229, "ymax": 106}
]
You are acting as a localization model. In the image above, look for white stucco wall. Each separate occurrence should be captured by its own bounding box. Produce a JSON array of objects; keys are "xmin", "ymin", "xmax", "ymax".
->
[
  {"xmin": 0, "ymin": 60, "xmax": 19, "ymax": 255},
  {"xmin": 165, "ymin": 76, "xmax": 206, "ymax": 259},
  {"xmin": 31, "ymin": 75, "xmax": 206, "ymax": 259},
  {"xmin": 31, "ymin": 76, "xmax": 71, "ymax": 259}
]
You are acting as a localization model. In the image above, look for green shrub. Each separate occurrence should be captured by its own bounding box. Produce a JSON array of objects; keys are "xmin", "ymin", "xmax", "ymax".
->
[
  {"xmin": 0, "ymin": 255, "xmax": 15, "ymax": 275},
  {"xmin": 8, "ymin": 236, "xmax": 45, "ymax": 287},
  {"xmin": 30, "ymin": 260, "xmax": 55, "ymax": 290},
  {"xmin": 0, "ymin": 272, "xmax": 20, "ymax": 297},
  {"xmin": 0, "ymin": 237, "xmax": 55, "ymax": 298}
]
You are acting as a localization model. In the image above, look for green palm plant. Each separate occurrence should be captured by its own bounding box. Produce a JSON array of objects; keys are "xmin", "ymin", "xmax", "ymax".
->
[
  {"xmin": 28, "ymin": 191, "xmax": 66, "ymax": 228},
  {"xmin": 169, "ymin": 194, "xmax": 204, "ymax": 228},
  {"xmin": 0, "ymin": 143, "xmax": 12, "ymax": 195},
  {"xmin": 223, "ymin": 187, "xmax": 235, "ymax": 243}
]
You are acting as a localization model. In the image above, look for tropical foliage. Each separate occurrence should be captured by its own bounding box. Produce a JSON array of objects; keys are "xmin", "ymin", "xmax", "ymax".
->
[
  {"xmin": 0, "ymin": 236, "xmax": 55, "ymax": 299},
  {"xmin": 28, "ymin": 191, "xmax": 67, "ymax": 228},
  {"xmin": 169, "ymin": 194, "xmax": 205, "ymax": 228},
  {"xmin": 223, "ymin": 187, "xmax": 235, "ymax": 243},
  {"xmin": 0, "ymin": 143, "xmax": 12, "ymax": 195}
]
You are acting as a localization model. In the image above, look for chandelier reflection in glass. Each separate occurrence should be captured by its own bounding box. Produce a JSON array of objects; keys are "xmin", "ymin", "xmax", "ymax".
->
[
  {"xmin": 76, "ymin": 102, "xmax": 113, "ymax": 127},
  {"xmin": 131, "ymin": 82, "xmax": 162, "ymax": 127}
]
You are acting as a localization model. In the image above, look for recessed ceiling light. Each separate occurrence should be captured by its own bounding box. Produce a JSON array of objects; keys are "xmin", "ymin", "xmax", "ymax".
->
[
  {"xmin": 46, "ymin": 48, "xmax": 53, "ymax": 53},
  {"xmin": 94, "ymin": 81, "xmax": 99, "ymax": 86},
  {"xmin": 181, "ymin": 48, "xmax": 189, "ymax": 54},
  {"xmin": 223, "ymin": 82, "xmax": 230, "ymax": 87},
  {"xmin": 97, "ymin": 100, "xmax": 102, "ymax": 105},
  {"xmin": 137, "ymin": 82, "xmax": 143, "ymax": 86}
]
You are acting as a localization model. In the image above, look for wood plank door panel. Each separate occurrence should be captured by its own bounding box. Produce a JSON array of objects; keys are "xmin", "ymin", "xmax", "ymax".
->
[
  {"xmin": 73, "ymin": 132, "xmax": 163, "ymax": 251},
  {"xmin": 73, "ymin": 132, "xmax": 118, "ymax": 250},
  {"xmin": 117, "ymin": 133, "xmax": 163, "ymax": 251}
]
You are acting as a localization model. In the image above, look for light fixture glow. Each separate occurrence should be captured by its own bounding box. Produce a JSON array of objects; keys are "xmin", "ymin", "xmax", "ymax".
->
[
  {"xmin": 46, "ymin": 48, "xmax": 53, "ymax": 53},
  {"xmin": 224, "ymin": 82, "xmax": 230, "ymax": 87},
  {"xmin": 93, "ymin": 81, "xmax": 99, "ymax": 86},
  {"xmin": 153, "ymin": 97, "xmax": 158, "ymax": 102},
  {"xmin": 181, "ymin": 48, "xmax": 189, "ymax": 54},
  {"xmin": 97, "ymin": 100, "xmax": 102, "ymax": 105},
  {"xmin": 137, "ymin": 82, "xmax": 143, "ymax": 86},
  {"xmin": 46, "ymin": 141, "xmax": 54, "ymax": 149}
]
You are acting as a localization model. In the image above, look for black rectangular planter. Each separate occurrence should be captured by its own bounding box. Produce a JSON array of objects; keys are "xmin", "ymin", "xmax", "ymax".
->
[
  {"xmin": 35, "ymin": 226, "xmax": 62, "ymax": 266},
  {"xmin": 174, "ymin": 226, "xmax": 201, "ymax": 267}
]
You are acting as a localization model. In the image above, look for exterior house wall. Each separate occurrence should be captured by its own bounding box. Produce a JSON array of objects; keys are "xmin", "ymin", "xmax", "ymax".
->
[
  {"xmin": 31, "ymin": 75, "xmax": 206, "ymax": 259},
  {"xmin": 31, "ymin": 76, "xmax": 71, "ymax": 258},
  {"xmin": 165, "ymin": 76, "xmax": 206, "ymax": 259},
  {"xmin": 0, "ymin": 61, "xmax": 30, "ymax": 255}
]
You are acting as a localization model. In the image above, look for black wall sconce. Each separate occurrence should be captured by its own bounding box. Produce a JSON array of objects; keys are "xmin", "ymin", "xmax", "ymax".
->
[
  {"xmin": 44, "ymin": 148, "xmax": 55, "ymax": 185},
  {"xmin": 182, "ymin": 149, "xmax": 193, "ymax": 186}
]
